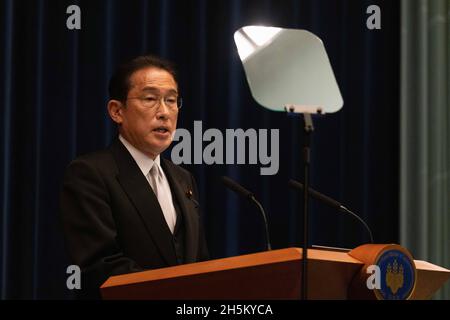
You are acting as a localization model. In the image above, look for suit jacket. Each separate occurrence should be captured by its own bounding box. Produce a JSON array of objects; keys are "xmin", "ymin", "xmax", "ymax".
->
[{"xmin": 60, "ymin": 139, "xmax": 209, "ymax": 299}]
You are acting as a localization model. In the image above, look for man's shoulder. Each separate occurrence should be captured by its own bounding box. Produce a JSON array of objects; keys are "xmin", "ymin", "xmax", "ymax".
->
[{"xmin": 64, "ymin": 146, "xmax": 117, "ymax": 175}]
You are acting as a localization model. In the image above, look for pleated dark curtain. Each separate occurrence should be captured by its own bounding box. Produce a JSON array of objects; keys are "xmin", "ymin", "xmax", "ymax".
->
[
  {"xmin": 400, "ymin": 0, "xmax": 450, "ymax": 299},
  {"xmin": 0, "ymin": 0, "xmax": 400, "ymax": 299}
]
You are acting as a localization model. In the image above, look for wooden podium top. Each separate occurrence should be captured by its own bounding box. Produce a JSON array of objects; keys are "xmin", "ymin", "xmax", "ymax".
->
[
  {"xmin": 100, "ymin": 247, "xmax": 450, "ymax": 300},
  {"xmin": 102, "ymin": 247, "xmax": 362, "ymax": 288},
  {"xmin": 101, "ymin": 247, "xmax": 363, "ymax": 299}
]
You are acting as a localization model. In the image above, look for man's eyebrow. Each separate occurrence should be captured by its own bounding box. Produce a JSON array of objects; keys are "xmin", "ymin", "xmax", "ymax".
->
[{"xmin": 141, "ymin": 87, "xmax": 178, "ymax": 95}]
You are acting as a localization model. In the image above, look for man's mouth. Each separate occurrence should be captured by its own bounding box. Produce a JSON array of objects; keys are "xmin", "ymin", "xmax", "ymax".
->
[{"xmin": 153, "ymin": 126, "xmax": 170, "ymax": 134}]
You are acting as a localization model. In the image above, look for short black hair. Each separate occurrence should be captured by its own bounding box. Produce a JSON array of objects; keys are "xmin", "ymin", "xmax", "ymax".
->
[{"xmin": 108, "ymin": 55, "xmax": 178, "ymax": 102}]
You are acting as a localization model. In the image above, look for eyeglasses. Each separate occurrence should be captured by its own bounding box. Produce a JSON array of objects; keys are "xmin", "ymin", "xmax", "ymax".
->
[{"xmin": 126, "ymin": 94, "xmax": 182, "ymax": 110}]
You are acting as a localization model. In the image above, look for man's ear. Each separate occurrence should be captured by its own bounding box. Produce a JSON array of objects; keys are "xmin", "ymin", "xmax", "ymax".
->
[{"xmin": 108, "ymin": 100, "xmax": 124, "ymax": 124}]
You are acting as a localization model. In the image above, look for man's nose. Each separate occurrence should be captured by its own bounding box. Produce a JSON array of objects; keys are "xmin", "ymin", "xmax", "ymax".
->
[{"xmin": 155, "ymin": 99, "xmax": 170, "ymax": 118}]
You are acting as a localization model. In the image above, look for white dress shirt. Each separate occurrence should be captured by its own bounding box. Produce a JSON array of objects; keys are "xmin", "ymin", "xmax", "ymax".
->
[{"xmin": 119, "ymin": 135, "xmax": 177, "ymax": 233}]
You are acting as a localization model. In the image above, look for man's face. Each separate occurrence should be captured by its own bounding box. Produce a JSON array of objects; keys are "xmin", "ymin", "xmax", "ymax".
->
[{"xmin": 112, "ymin": 67, "xmax": 179, "ymax": 159}]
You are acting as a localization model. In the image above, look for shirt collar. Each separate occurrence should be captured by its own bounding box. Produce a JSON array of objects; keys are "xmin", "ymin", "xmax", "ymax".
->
[{"xmin": 119, "ymin": 135, "xmax": 160, "ymax": 176}]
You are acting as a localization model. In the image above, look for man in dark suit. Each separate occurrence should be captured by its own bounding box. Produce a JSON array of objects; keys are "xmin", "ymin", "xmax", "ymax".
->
[{"xmin": 60, "ymin": 55, "xmax": 209, "ymax": 299}]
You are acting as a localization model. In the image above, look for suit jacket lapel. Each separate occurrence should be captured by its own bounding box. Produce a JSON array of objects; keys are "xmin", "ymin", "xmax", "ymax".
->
[
  {"xmin": 110, "ymin": 140, "xmax": 177, "ymax": 266},
  {"xmin": 161, "ymin": 158, "xmax": 199, "ymax": 263}
]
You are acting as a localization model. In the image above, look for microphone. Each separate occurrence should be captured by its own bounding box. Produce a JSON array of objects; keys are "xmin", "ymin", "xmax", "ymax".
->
[
  {"xmin": 221, "ymin": 176, "xmax": 272, "ymax": 251},
  {"xmin": 288, "ymin": 179, "xmax": 374, "ymax": 243}
]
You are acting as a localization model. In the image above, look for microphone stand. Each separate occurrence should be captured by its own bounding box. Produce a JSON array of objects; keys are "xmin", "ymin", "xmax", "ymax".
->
[
  {"xmin": 221, "ymin": 176, "xmax": 272, "ymax": 252},
  {"xmin": 301, "ymin": 113, "xmax": 314, "ymax": 300},
  {"xmin": 250, "ymin": 195, "xmax": 272, "ymax": 251}
]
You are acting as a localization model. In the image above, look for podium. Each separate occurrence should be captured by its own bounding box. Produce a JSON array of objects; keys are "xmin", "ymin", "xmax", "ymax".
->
[{"xmin": 100, "ymin": 245, "xmax": 450, "ymax": 300}]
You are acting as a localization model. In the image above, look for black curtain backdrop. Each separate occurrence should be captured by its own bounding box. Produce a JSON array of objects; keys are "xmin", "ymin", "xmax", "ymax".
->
[{"xmin": 0, "ymin": 0, "xmax": 400, "ymax": 299}]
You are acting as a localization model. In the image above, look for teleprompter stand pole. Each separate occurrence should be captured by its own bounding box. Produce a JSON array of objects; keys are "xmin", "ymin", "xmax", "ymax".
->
[
  {"xmin": 285, "ymin": 105, "xmax": 318, "ymax": 300},
  {"xmin": 301, "ymin": 113, "xmax": 314, "ymax": 300}
]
